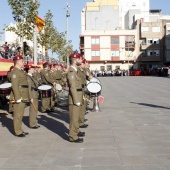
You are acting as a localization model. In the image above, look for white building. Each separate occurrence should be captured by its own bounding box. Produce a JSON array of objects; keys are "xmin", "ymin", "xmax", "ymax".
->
[{"xmin": 118, "ymin": 0, "xmax": 150, "ymax": 29}]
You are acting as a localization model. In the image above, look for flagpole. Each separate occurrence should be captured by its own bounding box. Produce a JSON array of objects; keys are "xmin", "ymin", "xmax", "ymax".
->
[{"xmin": 33, "ymin": 0, "xmax": 37, "ymax": 66}]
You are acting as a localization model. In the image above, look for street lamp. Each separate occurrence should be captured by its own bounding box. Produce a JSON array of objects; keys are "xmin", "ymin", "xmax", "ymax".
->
[{"xmin": 66, "ymin": 2, "xmax": 70, "ymax": 67}]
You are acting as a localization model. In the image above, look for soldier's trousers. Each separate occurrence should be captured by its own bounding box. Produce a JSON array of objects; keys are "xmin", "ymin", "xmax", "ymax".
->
[
  {"xmin": 79, "ymin": 100, "xmax": 86, "ymax": 126},
  {"xmin": 9, "ymin": 102, "xmax": 13, "ymax": 113},
  {"xmin": 29, "ymin": 98, "xmax": 38, "ymax": 127},
  {"xmin": 41, "ymin": 98, "xmax": 51, "ymax": 112},
  {"xmin": 69, "ymin": 104, "xmax": 81, "ymax": 141},
  {"xmin": 13, "ymin": 102, "xmax": 25, "ymax": 135}
]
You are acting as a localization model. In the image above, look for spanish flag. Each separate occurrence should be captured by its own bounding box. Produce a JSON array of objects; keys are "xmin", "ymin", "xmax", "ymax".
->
[{"xmin": 36, "ymin": 16, "xmax": 45, "ymax": 32}]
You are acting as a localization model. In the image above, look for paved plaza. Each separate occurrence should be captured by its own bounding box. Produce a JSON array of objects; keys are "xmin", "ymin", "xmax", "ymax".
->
[{"xmin": 1, "ymin": 76, "xmax": 170, "ymax": 170}]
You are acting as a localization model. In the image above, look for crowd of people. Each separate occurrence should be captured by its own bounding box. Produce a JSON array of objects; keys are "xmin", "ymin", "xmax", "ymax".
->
[
  {"xmin": 92, "ymin": 69, "xmax": 128, "ymax": 77},
  {"xmin": 0, "ymin": 52, "xmax": 92, "ymax": 143}
]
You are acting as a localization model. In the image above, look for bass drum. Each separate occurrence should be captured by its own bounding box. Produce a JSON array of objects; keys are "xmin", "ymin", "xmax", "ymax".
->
[
  {"xmin": 87, "ymin": 82, "xmax": 102, "ymax": 96},
  {"xmin": 38, "ymin": 85, "xmax": 52, "ymax": 98}
]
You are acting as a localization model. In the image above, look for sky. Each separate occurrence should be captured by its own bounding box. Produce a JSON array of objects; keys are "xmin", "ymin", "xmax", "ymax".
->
[{"xmin": 0, "ymin": 0, "xmax": 170, "ymax": 52}]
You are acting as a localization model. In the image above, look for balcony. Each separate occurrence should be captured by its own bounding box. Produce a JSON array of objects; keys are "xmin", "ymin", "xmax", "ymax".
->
[
  {"xmin": 79, "ymin": 43, "xmax": 84, "ymax": 49},
  {"xmin": 125, "ymin": 42, "xmax": 135, "ymax": 51}
]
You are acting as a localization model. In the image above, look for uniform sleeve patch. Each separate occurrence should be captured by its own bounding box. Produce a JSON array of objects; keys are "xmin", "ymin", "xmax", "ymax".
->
[
  {"xmin": 13, "ymin": 74, "xmax": 16, "ymax": 78},
  {"xmin": 46, "ymin": 73, "xmax": 48, "ymax": 76}
]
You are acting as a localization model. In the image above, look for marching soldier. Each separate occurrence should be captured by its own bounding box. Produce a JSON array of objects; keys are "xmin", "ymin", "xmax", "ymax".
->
[
  {"xmin": 67, "ymin": 52, "xmax": 85, "ymax": 143},
  {"xmin": 33, "ymin": 65, "xmax": 42, "ymax": 85},
  {"xmin": 11, "ymin": 55, "xmax": 29, "ymax": 137},
  {"xmin": 25, "ymin": 65, "xmax": 40, "ymax": 129},
  {"xmin": 49, "ymin": 64, "xmax": 56, "ymax": 109},
  {"xmin": 78, "ymin": 58, "xmax": 88, "ymax": 128},
  {"xmin": 41, "ymin": 62, "xmax": 55, "ymax": 113},
  {"xmin": 61, "ymin": 65, "xmax": 68, "ymax": 88}
]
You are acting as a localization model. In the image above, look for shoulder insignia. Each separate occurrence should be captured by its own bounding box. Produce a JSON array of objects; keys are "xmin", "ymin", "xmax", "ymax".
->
[{"xmin": 13, "ymin": 74, "xmax": 16, "ymax": 78}]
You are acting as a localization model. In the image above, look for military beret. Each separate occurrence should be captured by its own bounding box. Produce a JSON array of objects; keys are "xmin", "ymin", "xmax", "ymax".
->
[
  {"xmin": 82, "ymin": 58, "xmax": 87, "ymax": 64},
  {"xmin": 43, "ymin": 62, "xmax": 49, "ymax": 67},
  {"xmin": 13, "ymin": 55, "xmax": 23, "ymax": 61},
  {"xmin": 9, "ymin": 65, "xmax": 14, "ymax": 71},
  {"xmin": 24, "ymin": 64, "xmax": 35, "ymax": 69},
  {"xmin": 69, "ymin": 52, "xmax": 82, "ymax": 59}
]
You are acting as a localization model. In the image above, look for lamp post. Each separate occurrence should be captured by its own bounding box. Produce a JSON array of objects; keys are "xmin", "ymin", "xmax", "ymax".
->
[
  {"xmin": 33, "ymin": 0, "xmax": 37, "ymax": 66},
  {"xmin": 66, "ymin": 2, "xmax": 70, "ymax": 67}
]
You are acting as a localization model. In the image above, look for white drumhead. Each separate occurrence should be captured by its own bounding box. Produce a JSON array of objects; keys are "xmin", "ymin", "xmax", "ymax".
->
[
  {"xmin": 87, "ymin": 82, "xmax": 101, "ymax": 93},
  {"xmin": 0, "ymin": 83, "xmax": 12, "ymax": 89},
  {"xmin": 86, "ymin": 80, "xmax": 90, "ymax": 85},
  {"xmin": 90, "ymin": 77, "xmax": 101, "ymax": 84},
  {"xmin": 38, "ymin": 85, "xmax": 52, "ymax": 90},
  {"xmin": 56, "ymin": 84, "xmax": 62, "ymax": 91}
]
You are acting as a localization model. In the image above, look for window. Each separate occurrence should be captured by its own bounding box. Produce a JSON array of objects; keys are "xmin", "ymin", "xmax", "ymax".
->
[
  {"xmin": 91, "ymin": 38, "xmax": 100, "ymax": 44},
  {"xmin": 153, "ymin": 38, "xmax": 159, "ymax": 44},
  {"xmin": 147, "ymin": 38, "xmax": 159, "ymax": 44},
  {"xmin": 147, "ymin": 50, "xmax": 159, "ymax": 56},
  {"xmin": 141, "ymin": 39, "xmax": 146, "ymax": 45},
  {"xmin": 111, "ymin": 51, "xmax": 119, "ymax": 56},
  {"xmin": 107, "ymin": 65, "xmax": 112, "ymax": 71},
  {"xmin": 141, "ymin": 27, "xmax": 149, "ymax": 32},
  {"xmin": 147, "ymin": 38, "xmax": 153, "ymax": 44},
  {"xmin": 142, "ymin": 51, "xmax": 146, "ymax": 57},
  {"xmin": 152, "ymin": 27, "xmax": 160, "ymax": 32},
  {"xmin": 111, "ymin": 37, "xmax": 119, "ymax": 44},
  {"xmin": 91, "ymin": 51, "xmax": 100, "ymax": 57},
  {"xmin": 116, "ymin": 66, "xmax": 120, "ymax": 69},
  {"xmin": 100, "ymin": 66, "xmax": 105, "ymax": 71}
]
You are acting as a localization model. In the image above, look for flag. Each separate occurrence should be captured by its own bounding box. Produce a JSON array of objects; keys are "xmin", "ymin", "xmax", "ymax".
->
[{"xmin": 35, "ymin": 16, "xmax": 45, "ymax": 32}]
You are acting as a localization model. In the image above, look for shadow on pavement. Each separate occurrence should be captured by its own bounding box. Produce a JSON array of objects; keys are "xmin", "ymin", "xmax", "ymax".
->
[
  {"xmin": 37, "ymin": 114, "xmax": 69, "ymax": 141},
  {"xmin": 130, "ymin": 102, "xmax": 170, "ymax": 109},
  {"xmin": 0, "ymin": 114, "xmax": 14, "ymax": 135}
]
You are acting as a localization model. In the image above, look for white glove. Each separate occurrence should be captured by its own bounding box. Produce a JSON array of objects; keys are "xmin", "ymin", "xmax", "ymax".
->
[
  {"xmin": 16, "ymin": 98, "xmax": 22, "ymax": 103},
  {"xmin": 76, "ymin": 102, "xmax": 80, "ymax": 106}
]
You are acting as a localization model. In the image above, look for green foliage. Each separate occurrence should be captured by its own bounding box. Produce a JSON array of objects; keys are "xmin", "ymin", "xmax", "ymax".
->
[
  {"xmin": 7, "ymin": 0, "xmax": 40, "ymax": 40},
  {"xmin": 38, "ymin": 10, "xmax": 73, "ymax": 61}
]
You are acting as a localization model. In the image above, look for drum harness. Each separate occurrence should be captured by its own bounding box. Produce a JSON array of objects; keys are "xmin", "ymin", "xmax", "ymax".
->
[{"xmin": 27, "ymin": 75, "xmax": 38, "ymax": 91}]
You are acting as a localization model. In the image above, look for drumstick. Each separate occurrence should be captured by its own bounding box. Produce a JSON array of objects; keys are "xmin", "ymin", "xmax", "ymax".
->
[{"xmin": 32, "ymin": 102, "xmax": 38, "ymax": 113}]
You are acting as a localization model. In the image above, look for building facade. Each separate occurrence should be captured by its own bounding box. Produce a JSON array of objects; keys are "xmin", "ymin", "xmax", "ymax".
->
[{"xmin": 80, "ymin": 0, "xmax": 170, "ymax": 71}]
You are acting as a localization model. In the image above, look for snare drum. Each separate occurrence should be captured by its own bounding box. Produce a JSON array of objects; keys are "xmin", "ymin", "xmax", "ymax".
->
[
  {"xmin": 89, "ymin": 77, "xmax": 101, "ymax": 84},
  {"xmin": 87, "ymin": 82, "xmax": 102, "ymax": 96},
  {"xmin": 38, "ymin": 85, "xmax": 52, "ymax": 98},
  {"xmin": 0, "ymin": 83, "xmax": 12, "ymax": 95}
]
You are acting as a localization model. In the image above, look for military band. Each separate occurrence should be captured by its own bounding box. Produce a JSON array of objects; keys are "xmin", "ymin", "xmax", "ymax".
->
[{"xmin": 0, "ymin": 52, "xmax": 91, "ymax": 142}]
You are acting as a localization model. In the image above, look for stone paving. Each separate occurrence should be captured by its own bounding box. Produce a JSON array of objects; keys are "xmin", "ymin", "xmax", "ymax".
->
[{"xmin": 1, "ymin": 77, "xmax": 170, "ymax": 169}]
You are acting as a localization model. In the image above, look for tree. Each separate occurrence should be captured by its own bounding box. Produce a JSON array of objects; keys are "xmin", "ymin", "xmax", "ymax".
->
[
  {"xmin": 37, "ymin": 10, "xmax": 54, "ymax": 57},
  {"xmin": 7, "ymin": 0, "xmax": 40, "ymax": 43}
]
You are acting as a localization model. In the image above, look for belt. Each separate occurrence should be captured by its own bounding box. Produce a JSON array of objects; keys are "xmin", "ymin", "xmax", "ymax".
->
[
  {"xmin": 56, "ymin": 78, "xmax": 61, "ymax": 80},
  {"xmin": 77, "ymin": 88, "xmax": 82, "ymax": 92},
  {"xmin": 19, "ymin": 85, "xmax": 28, "ymax": 88}
]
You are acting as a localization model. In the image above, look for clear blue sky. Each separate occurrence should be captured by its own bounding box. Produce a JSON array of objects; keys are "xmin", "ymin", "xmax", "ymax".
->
[{"xmin": 0, "ymin": 0, "xmax": 170, "ymax": 51}]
